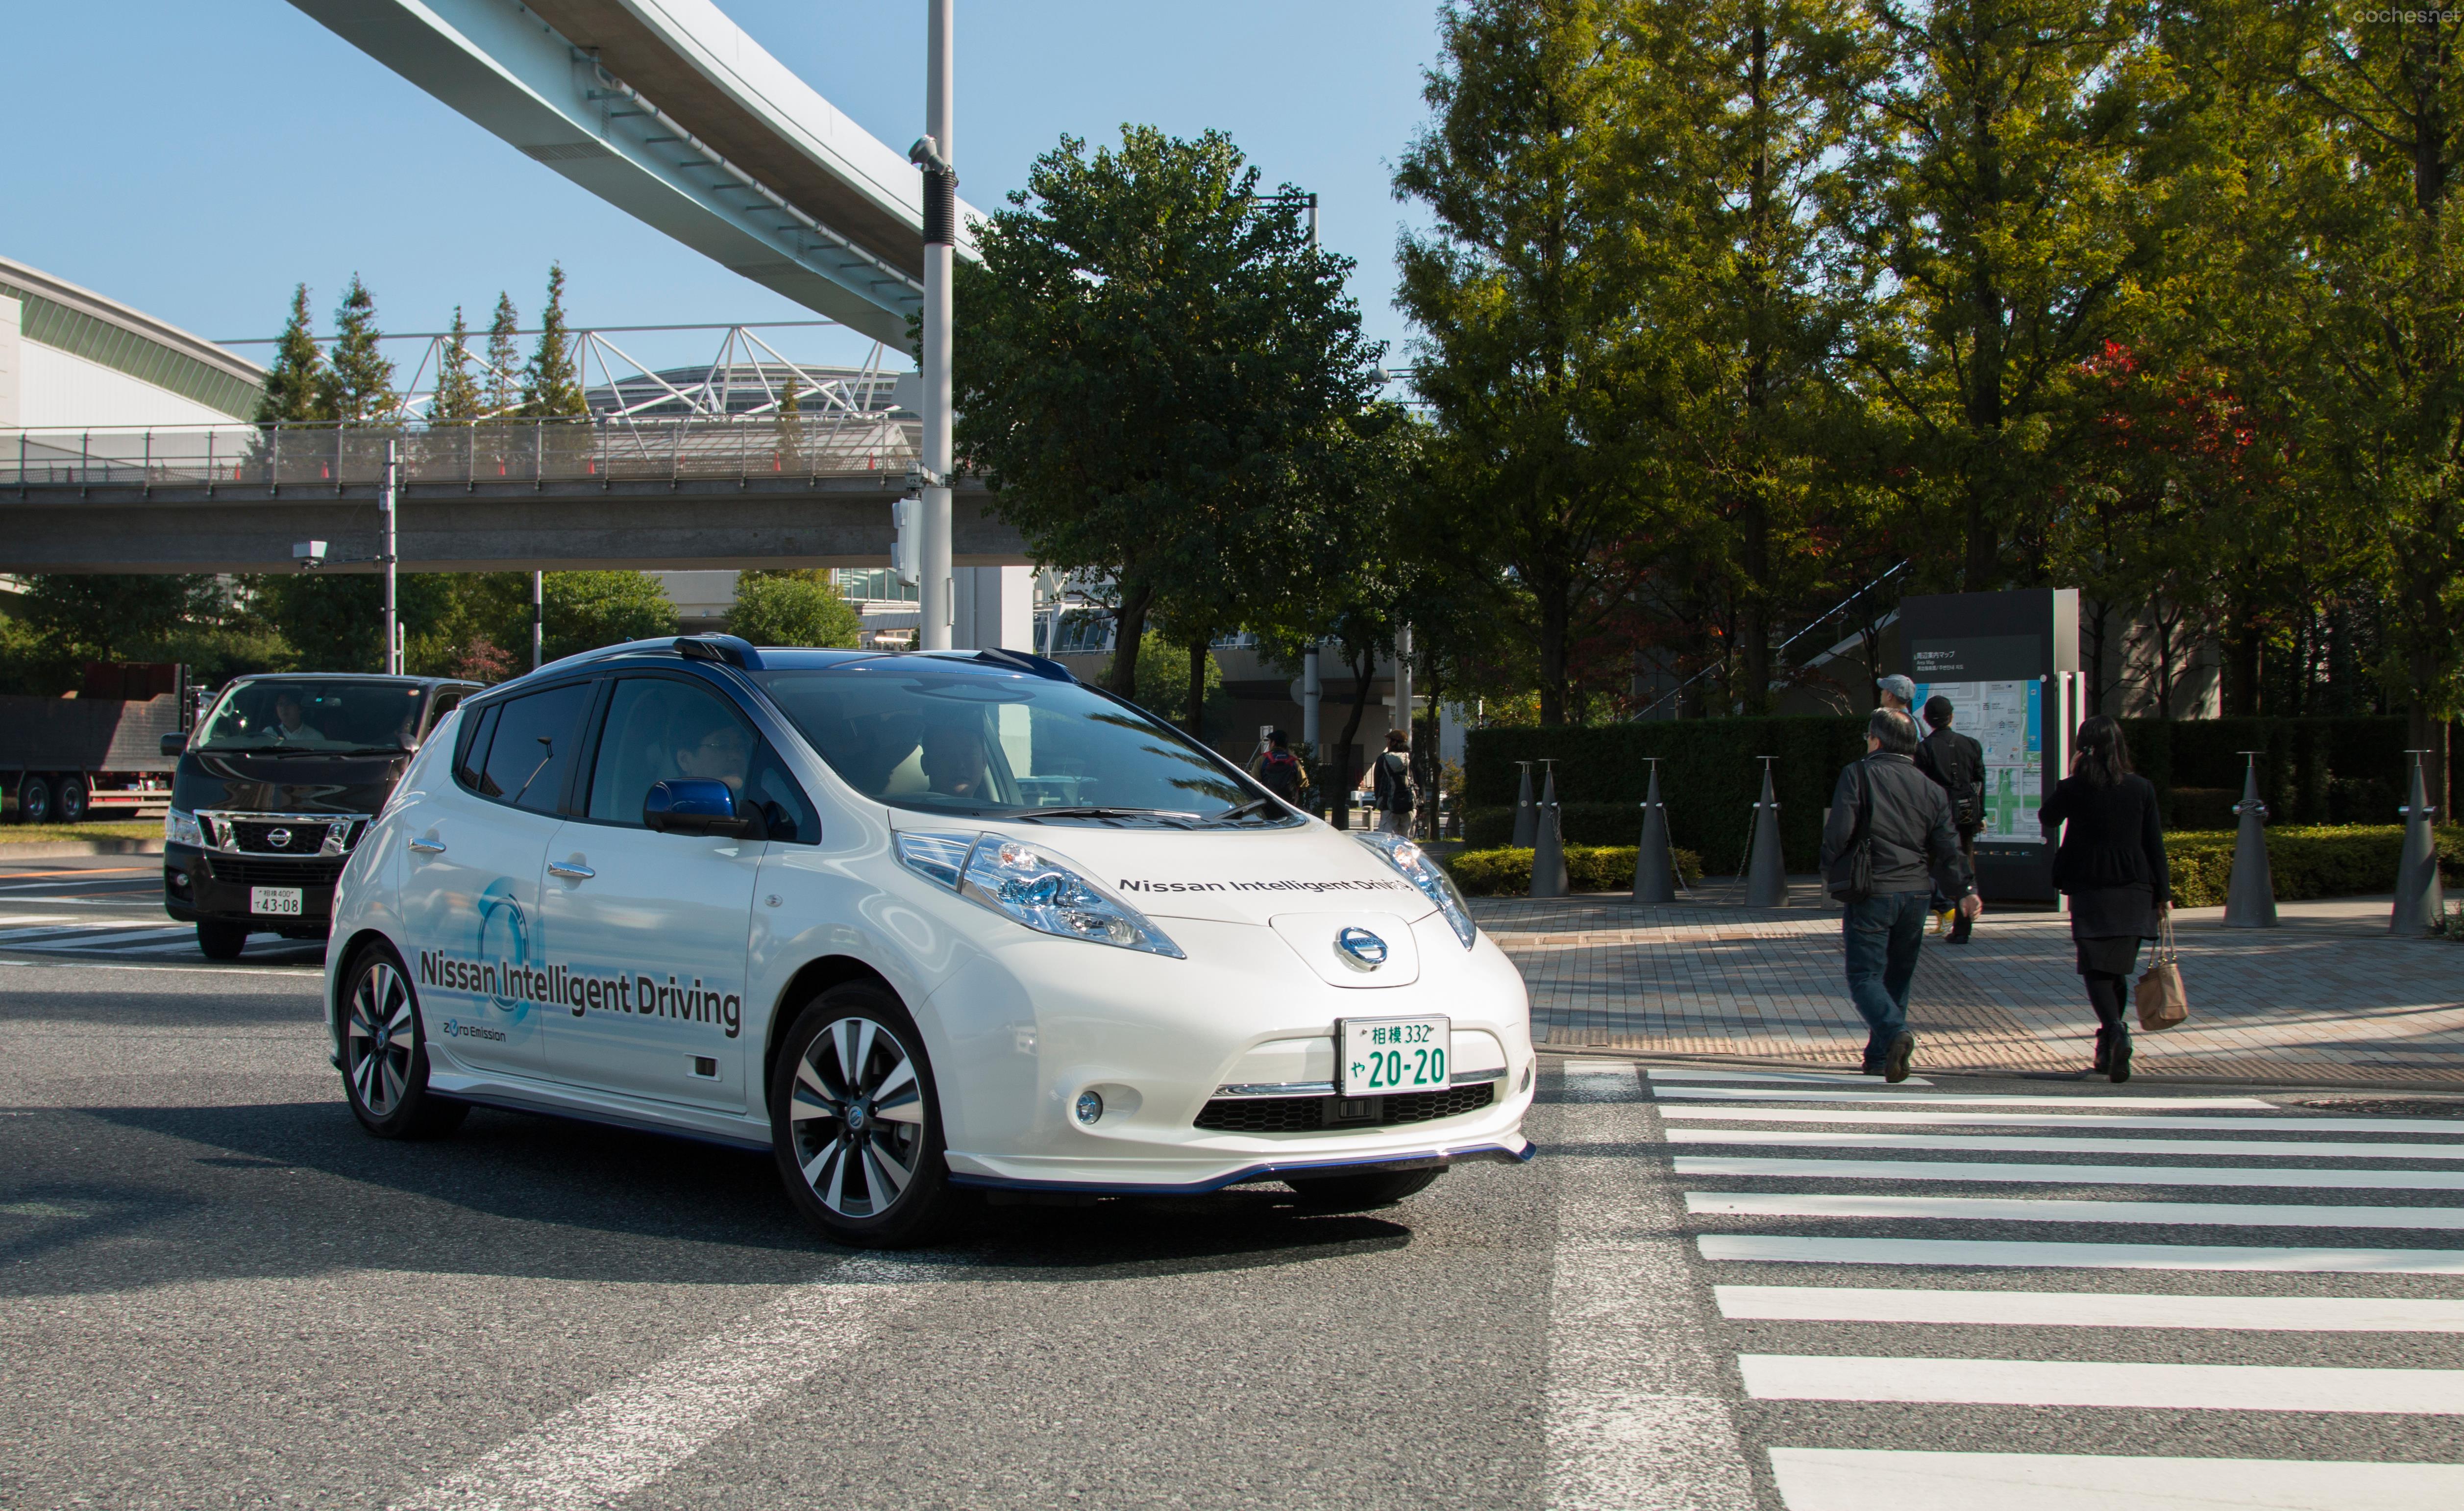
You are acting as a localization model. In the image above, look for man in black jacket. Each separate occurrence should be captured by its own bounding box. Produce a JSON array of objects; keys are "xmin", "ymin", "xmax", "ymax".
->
[
  {"xmin": 1820, "ymin": 709, "xmax": 1981, "ymax": 1081},
  {"xmin": 1915, "ymin": 695, "xmax": 1988, "ymax": 942}
]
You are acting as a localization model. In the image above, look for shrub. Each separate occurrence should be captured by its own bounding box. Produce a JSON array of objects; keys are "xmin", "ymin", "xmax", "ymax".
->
[
  {"xmin": 1444, "ymin": 844, "xmax": 1707, "ymax": 897},
  {"xmin": 2161, "ymin": 825, "xmax": 2464, "ymax": 908}
]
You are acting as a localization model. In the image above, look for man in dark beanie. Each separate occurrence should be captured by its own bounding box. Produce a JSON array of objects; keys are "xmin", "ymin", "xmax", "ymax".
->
[
  {"xmin": 1915, "ymin": 694, "xmax": 1987, "ymax": 943},
  {"xmin": 1820, "ymin": 708, "xmax": 1980, "ymax": 1081}
]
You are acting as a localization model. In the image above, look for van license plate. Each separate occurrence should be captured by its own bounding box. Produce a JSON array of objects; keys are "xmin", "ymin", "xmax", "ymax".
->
[
  {"xmin": 250, "ymin": 887, "xmax": 303, "ymax": 917},
  {"xmin": 1338, "ymin": 1016, "xmax": 1450, "ymax": 1096}
]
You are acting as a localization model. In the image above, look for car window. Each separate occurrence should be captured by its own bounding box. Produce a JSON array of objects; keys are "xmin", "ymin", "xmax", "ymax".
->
[
  {"xmin": 193, "ymin": 680, "xmax": 429, "ymax": 753},
  {"xmin": 587, "ymin": 677, "xmax": 755, "ymax": 825},
  {"xmin": 425, "ymin": 689, "xmax": 465, "ymax": 736},
  {"xmin": 477, "ymin": 683, "xmax": 592, "ymax": 814},
  {"xmin": 749, "ymin": 659, "xmax": 1289, "ymax": 827},
  {"xmin": 453, "ymin": 704, "xmax": 500, "ymax": 793},
  {"xmin": 742, "ymin": 743, "xmax": 818, "ymax": 845}
]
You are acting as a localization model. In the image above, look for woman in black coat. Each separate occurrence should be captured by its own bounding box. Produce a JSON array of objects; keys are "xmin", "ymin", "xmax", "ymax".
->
[{"xmin": 2041, "ymin": 716, "xmax": 2168, "ymax": 1083}]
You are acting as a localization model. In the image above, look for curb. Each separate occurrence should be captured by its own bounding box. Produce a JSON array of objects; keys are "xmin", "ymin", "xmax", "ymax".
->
[
  {"xmin": 1535, "ymin": 1045, "xmax": 2464, "ymax": 1099},
  {"xmin": 0, "ymin": 839, "xmax": 166, "ymax": 860}
]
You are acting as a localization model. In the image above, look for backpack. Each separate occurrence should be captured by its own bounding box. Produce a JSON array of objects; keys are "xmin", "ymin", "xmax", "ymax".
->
[
  {"xmin": 1256, "ymin": 748, "xmax": 1302, "ymax": 801},
  {"xmin": 1372, "ymin": 751, "xmax": 1417, "ymax": 813},
  {"xmin": 1924, "ymin": 729, "xmax": 1985, "ymax": 829}
]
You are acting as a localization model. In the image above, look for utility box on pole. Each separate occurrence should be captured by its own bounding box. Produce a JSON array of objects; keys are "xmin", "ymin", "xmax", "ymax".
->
[{"xmin": 1899, "ymin": 589, "xmax": 2080, "ymax": 904}]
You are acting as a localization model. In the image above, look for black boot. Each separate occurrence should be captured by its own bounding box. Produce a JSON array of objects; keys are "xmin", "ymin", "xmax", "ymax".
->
[
  {"xmin": 2108, "ymin": 1027, "xmax": 2133, "ymax": 1084},
  {"xmin": 2092, "ymin": 1024, "xmax": 2112, "ymax": 1074}
]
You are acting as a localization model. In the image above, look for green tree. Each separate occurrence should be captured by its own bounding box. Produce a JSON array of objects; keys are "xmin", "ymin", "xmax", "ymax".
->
[
  {"xmin": 1097, "ymin": 629, "xmax": 1226, "ymax": 728},
  {"xmin": 18, "ymin": 575, "xmax": 216, "ymax": 662},
  {"xmin": 954, "ymin": 126, "xmax": 1387, "ymax": 719},
  {"xmin": 249, "ymin": 572, "xmax": 452, "ymax": 672},
  {"xmin": 256, "ymin": 284, "xmax": 325, "ymax": 424},
  {"xmin": 483, "ymin": 293, "xmax": 521, "ymax": 415},
  {"xmin": 1840, "ymin": 0, "xmax": 2174, "ymax": 591},
  {"xmin": 538, "ymin": 571, "xmax": 676, "ymax": 662},
  {"xmin": 1395, "ymin": 0, "xmax": 1668, "ymax": 725},
  {"xmin": 432, "ymin": 306, "xmax": 483, "ymax": 421},
  {"xmin": 521, "ymin": 264, "xmax": 587, "ymax": 418},
  {"xmin": 318, "ymin": 274, "xmax": 396, "ymax": 423},
  {"xmin": 726, "ymin": 570, "xmax": 862, "ymax": 648}
]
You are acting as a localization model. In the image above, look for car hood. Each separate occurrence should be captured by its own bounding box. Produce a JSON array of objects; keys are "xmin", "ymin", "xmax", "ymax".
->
[
  {"xmin": 900, "ymin": 816, "xmax": 1434, "ymax": 926},
  {"xmin": 173, "ymin": 750, "xmax": 409, "ymax": 817}
]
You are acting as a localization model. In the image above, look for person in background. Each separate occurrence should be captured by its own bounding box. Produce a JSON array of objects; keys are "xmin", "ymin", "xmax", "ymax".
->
[
  {"xmin": 1819, "ymin": 708, "xmax": 1981, "ymax": 1082},
  {"xmin": 1359, "ymin": 728, "xmax": 1418, "ymax": 836},
  {"xmin": 1249, "ymin": 729, "xmax": 1305, "ymax": 807},
  {"xmin": 2042, "ymin": 715, "xmax": 2169, "ymax": 1084},
  {"xmin": 1876, "ymin": 673, "xmax": 1915, "ymax": 714},
  {"xmin": 1916, "ymin": 695, "xmax": 1988, "ymax": 942}
]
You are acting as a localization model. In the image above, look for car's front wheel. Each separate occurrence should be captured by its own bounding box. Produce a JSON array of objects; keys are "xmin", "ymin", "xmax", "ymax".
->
[
  {"xmin": 770, "ymin": 983, "xmax": 960, "ymax": 1247},
  {"xmin": 197, "ymin": 921, "xmax": 248, "ymax": 960},
  {"xmin": 339, "ymin": 942, "xmax": 467, "ymax": 1139}
]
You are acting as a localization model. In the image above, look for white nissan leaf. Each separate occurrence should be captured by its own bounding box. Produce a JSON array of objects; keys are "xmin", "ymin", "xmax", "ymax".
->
[{"xmin": 323, "ymin": 636, "xmax": 1534, "ymax": 1245}]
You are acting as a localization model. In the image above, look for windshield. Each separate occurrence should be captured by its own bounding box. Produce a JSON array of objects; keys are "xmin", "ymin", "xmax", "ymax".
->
[
  {"xmin": 749, "ymin": 659, "xmax": 1294, "ymax": 826},
  {"xmin": 194, "ymin": 681, "xmax": 429, "ymax": 754}
]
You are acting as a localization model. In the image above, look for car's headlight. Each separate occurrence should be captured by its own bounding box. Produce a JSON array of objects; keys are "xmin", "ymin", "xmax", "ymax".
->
[
  {"xmin": 165, "ymin": 809, "xmax": 205, "ymax": 848},
  {"xmin": 1355, "ymin": 830, "xmax": 1478, "ymax": 949},
  {"xmin": 896, "ymin": 832, "xmax": 1183, "ymax": 958}
]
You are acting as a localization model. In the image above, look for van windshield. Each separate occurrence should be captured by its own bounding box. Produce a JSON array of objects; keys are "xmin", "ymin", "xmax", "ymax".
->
[
  {"xmin": 748, "ymin": 660, "xmax": 1295, "ymax": 826},
  {"xmin": 194, "ymin": 681, "xmax": 429, "ymax": 754}
]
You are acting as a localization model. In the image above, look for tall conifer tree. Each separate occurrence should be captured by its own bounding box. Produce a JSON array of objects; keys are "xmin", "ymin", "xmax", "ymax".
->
[
  {"xmin": 432, "ymin": 306, "xmax": 482, "ymax": 421},
  {"xmin": 319, "ymin": 274, "xmax": 396, "ymax": 423},
  {"xmin": 255, "ymin": 284, "xmax": 326, "ymax": 424},
  {"xmin": 520, "ymin": 264, "xmax": 587, "ymax": 417},
  {"xmin": 483, "ymin": 293, "xmax": 521, "ymax": 416}
]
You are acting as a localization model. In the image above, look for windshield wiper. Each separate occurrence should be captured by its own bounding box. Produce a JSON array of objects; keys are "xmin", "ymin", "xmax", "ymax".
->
[{"xmin": 1016, "ymin": 805, "xmax": 1196, "ymax": 827}]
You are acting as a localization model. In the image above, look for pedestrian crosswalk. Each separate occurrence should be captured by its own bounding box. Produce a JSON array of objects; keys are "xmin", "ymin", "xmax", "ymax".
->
[
  {"xmin": 1650, "ymin": 1065, "xmax": 2464, "ymax": 1509},
  {"xmin": 0, "ymin": 916, "xmax": 314, "ymax": 961}
]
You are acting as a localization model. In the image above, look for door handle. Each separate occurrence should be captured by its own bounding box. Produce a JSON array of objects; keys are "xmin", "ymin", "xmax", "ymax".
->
[
  {"xmin": 408, "ymin": 837, "xmax": 446, "ymax": 854},
  {"xmin": 547, "ymin": 860, "xmax": 596, "ymax": 880}
]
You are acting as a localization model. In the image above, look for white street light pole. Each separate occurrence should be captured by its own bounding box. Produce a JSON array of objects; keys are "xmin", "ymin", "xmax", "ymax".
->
[
  {"xmin": 382, "ymin": 440, "xmax": 400, "ymax": 675},
  {"xmin": 916, "ymin": 0, "xmax": 956, "ymax": 650},
  {"xmin": 531, "ymin": 570, "xmax": 544, "ymax": 670}
]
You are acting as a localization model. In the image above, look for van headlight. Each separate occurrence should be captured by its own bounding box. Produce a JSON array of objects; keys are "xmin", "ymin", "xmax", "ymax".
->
[
  {"xmin": 165, "ymin": 809, "xmax": 205, "ymax": 848},
  {"xmin": 896, "ymin": 832, "xmax": 1183, "ymax": 958},
  {"xmin": 1355, "ymin": 831, "xmax": 1478, "ymax": 949}
]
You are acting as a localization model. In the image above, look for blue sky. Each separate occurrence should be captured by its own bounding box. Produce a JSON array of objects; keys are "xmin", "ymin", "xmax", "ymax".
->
[{"xmin": 2, "ymin": 0, "xmax": 1443, "ymax": 376}]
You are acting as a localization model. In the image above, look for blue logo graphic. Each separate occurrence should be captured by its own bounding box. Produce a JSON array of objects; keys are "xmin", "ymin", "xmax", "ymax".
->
[
  {"xmin": 1336, "ymin": 927, "xmax": 1388, "ymax": 967},
  {"xmin": 475, "ymin": 879, "xmax": 531, "ymax": 1017}
]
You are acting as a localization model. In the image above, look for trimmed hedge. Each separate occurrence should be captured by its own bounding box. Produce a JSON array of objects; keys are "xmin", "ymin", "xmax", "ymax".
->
[
  {"xmin": 1467, "ymin": 714, "xmax": 2464, "ymax": 869},
  {"xmin": 2163, "ymin": 825, "xmax": 2464, "ymax": 908},
  {"xmin": 1445, "ymin": 844, "xmax": 1708, "ymax": 897}
]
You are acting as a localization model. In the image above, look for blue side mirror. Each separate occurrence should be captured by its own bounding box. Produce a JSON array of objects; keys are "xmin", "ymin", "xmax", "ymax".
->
[{"xmin": 644, "ymin": 778, "xmax": 754, "ymax": 838}]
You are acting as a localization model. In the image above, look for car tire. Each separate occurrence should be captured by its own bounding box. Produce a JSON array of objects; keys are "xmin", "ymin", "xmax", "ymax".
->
[
  {"xmin": 18, "ymin": 776, "xmax": 52, "ymax": 825},
  {"xmin": 54, "ymin": 778, "xmax": 88, "ymax": 823},
  {"xmin": 338, "ymin": 941, "xmax": 468, "ymax": 1139},
  {"xmin": 1283, "ymin": 1168, "xmax": 1444, "ymax": 1210},
  {"xmin": 769, "ymin": 982, "xmax": 961, "ymax": 1248},
  {"xmin": 197, "ymin": 921, "xmax": 249, "ymax": 960}
]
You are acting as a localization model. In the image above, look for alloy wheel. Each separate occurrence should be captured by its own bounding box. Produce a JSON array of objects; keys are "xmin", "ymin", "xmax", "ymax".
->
[
  {"xmin": 345, "ymin": 959, "xmax": 417, "ymax": 1116},
  {"xmin": 788, "ymin": 1016, "xmax": 926, "ymax": 1219}
]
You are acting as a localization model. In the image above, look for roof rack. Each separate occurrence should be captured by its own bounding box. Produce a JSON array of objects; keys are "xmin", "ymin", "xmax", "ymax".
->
[{"xmin": 673, "ymin": 634, "xmax": 764, "ymax": 669}]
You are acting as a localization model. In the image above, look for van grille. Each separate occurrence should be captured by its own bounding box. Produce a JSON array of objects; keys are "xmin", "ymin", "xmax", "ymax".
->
[
  {"xmin": 1193, "ymin": 1083, "xmax": 1495, "ymax": 1134},
  {"xmin": 203, "ymin": 855, "xmax": 345, "ymax": 887}
]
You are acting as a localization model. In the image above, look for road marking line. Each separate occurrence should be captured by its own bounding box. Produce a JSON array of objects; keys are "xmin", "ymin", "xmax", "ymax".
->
[
  {"xmin": 1673, "ymin": 1156, "xmax": 2464, "ymax": 1190},
  {"xmin": 1647, "ymin": 1068, "xmax": 1933, "ymax": 1086},
  {"xmin": 1686, "ymin": 1190, "xmax": 2464, "ymax": 1230},
  {"xmin": 391, "ymin": 1268, "xmax": 917, "ymax": 1511},
  {"xmin": 1656, "ymin": 1088, "xmax": 2272, "ymax": 1108},
  {"xmin": 1665, "ymin": 1130, "xmax": 2464, "ymax": 1160},
  {"xmin": 1765, "ymin": 1448, "xmax": 2464, "ymax": 1510},
  {"xmin": 1740, "ymin": 1354, "xmax": 2464, "ymax": 1413},
  {"xmin": 1661, "ymin": 1107, "xmax": 2464, "ymax": 1135},
  {"xmin": 1715, "ymin": 1285, "xmax": 2464, "ymax": 1332},
  {"xmin": 1699, "ymin": 1233, "xmax": 2464, "ymax": 1274},
  {"xmin": 1546, "ymin": 1091, "xmax": 1755, "ymax": 1509},
  {"xmin": 2, "ymin": 927, "xmax": 197, "ymax": 950}
]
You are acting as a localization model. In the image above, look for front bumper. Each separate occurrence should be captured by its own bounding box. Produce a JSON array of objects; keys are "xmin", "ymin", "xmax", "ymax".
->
[{"xmin": 163, "ymin": 842, "xmax": 345, "ymax": 935}]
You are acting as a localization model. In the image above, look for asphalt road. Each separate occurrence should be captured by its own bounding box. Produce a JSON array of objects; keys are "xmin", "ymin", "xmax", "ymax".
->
[{"xmin": 2, "ymin": 859, "xmax": 2461, "ymax": 1509}]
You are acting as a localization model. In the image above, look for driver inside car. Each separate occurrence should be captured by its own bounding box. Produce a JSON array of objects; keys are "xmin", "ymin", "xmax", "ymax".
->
[
  {"xmin": 919, "ymin": 718, "xmax": 992, "ymax": 801},
  {"xmin": 674, "ymin": 717, "xmax": 753, "ymax": 794}
]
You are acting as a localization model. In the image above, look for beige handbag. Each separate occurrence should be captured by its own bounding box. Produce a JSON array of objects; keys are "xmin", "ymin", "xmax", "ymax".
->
[{"xmin": 2135, "ymin": 913, "xmax": 2189, "ymax": 1030}]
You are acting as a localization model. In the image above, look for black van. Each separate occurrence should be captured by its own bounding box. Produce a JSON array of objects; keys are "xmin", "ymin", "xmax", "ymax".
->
[{"xmin": 161, "ymin": 674, "xmax": 483, "ymax": 959}]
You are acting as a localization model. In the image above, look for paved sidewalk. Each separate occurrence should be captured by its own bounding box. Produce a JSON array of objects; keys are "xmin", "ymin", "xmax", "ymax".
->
[{"xmin": 1475, "ymin": 888, "xmax": 2464, "ymax": 1086}]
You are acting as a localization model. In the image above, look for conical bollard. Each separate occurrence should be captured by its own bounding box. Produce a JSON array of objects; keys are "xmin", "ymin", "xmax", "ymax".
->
[
  {"xmin": 1529, "ymin": 762, "xmax": 1569, "ymax": 898},
  {"xmin": 2393, "ymin": 749, "xmax": 2446, "ymax": 934},
  {"xmin": 1632, "ymin": 758, "xmax": 1678, "ymax": 902},
  {"xmin": 2223, "ymin": 750, "xmax": 2277, "ymax": 928},
  {"xmin": 1510, "ymin": 761, "xmax": 1537, "ymax": 848},
  {"xmin": 1743, "ymin": 757, "xmax": 1789, "ymax": 907}
]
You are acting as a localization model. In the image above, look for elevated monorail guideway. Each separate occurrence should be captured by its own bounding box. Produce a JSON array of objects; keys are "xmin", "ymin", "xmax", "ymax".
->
[{"xmin": 289, "ymin": 0, "xmax": 981, "ymax": 344}]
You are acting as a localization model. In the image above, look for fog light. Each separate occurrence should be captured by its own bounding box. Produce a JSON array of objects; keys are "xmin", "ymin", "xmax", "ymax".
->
[
  {"xmin": 169, "ymin": 871, "xmax": 189, "ymax": 890},
  {"xmin": 1074, "ymin": 1090, "xmax": 1103, "ymax": 1125}
]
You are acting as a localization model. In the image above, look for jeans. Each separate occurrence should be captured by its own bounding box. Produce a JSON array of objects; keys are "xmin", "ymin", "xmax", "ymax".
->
[{"xmin": 1844, "ymin": 891, "xmax": 1931, "ymax": 1065}]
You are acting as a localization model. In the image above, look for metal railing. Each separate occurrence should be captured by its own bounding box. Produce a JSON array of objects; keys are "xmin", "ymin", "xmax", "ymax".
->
[{"xmin": 3, "ymin": 414, "xmax": 923, "ymax": 491}]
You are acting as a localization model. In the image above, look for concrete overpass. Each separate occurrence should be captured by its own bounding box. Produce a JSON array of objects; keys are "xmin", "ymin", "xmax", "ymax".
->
[
  {"xmin": 0, "ymin": 417, "xmax": 1028, "ymax": 573},
  {"xmin": 288, "ymin": 0, "xmax": 981, "ymax": 344}
]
